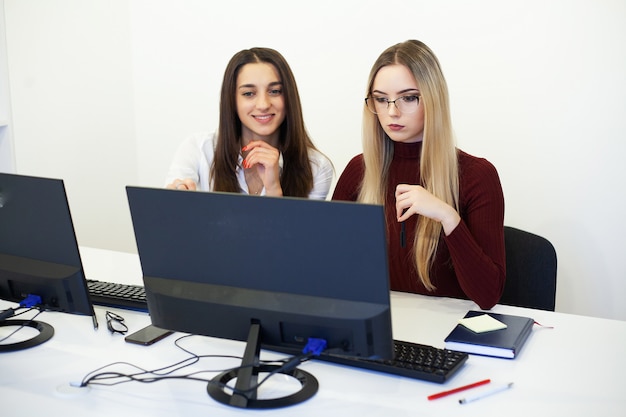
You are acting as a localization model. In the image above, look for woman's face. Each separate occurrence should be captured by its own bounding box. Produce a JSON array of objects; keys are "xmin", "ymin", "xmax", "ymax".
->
[
  {"xmin": 236, "ymin": 62, "xmax": 286, "ymax": 144},
  {"xmin": 370, "ymin": 64, "xmax": 424, "ymax": 143}
]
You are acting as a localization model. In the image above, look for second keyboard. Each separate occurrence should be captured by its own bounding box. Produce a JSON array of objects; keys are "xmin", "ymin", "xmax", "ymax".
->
[{"xmin": 86, "ymin": 279, "xmax": 148, "ymax": 311}]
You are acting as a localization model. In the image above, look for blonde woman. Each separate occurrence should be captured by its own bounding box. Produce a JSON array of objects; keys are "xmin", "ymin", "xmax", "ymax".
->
[{"xmin": 333, "ymin": 40, "xmax": 505, "ymax": 309}]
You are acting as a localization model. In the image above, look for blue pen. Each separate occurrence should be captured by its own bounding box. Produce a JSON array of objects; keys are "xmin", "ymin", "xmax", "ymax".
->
[{"xmin": 459, "ymin": 382, "xmax": 514, "ymax": 404}]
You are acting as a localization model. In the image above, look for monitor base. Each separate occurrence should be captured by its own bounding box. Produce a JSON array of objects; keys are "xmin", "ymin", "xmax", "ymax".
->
[
  {"xmin": 207, "ymin": 321, "xmax": 318, "ymax": 409},
  {"xmin": 0, "ymin": 319, "xmax": 54, "ymax": 352},
  {"xmin": 208, "ymin": 363, "xmax": 318, "ymax": 409}
]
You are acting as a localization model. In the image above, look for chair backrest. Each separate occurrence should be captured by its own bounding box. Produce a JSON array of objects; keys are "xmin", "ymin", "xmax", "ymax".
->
[{"xmin": 500, "ymin": 226, "xmax": 557, "ymax": 311}]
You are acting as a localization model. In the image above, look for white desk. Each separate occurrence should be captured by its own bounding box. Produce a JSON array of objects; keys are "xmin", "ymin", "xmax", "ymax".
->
[{"xmin": 1, "ymin": 247, "xmax": 625, "ymax": 416}]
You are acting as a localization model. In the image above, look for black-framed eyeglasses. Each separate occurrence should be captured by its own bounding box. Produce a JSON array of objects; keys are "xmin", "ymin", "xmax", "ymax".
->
[
  {"xmin": 365, "ymin": 95, "xmax": 420, "ymax": 114},
  {"xmin": 105, "ymin": 311, "xmax": 128, "ymax": 335}
]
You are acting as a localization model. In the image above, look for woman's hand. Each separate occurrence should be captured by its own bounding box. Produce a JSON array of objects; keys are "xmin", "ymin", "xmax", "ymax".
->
[
  {"xmin": 165, "ymin": 178, "xmax": 197, "ymax": 191},
  {"xmin": 395, "ymin": 184, "xmax": 461, "ymax": 235},
  {"xmin": 242, "ymin": 140, "xmax": 283, "ymax": 196}
]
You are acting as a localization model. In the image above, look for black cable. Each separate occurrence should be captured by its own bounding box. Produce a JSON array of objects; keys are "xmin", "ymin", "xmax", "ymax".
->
[
  {"xmin": 83, "ymin": 358, "xmax": 312, "ymax": 395},
  {"xmin": 80, "ymin": 334, "xmax": 246, "ymax": 387},
  {"xmin": 0, "ymin": 307, "xmax": 43, "ymax": 344},
  {"xmin": 0, "ymin": 307, "xmax": 16, "ymax": 321},
  {"xmin": 79, "ymin": 334, "xmax": 314, "ymax": 396},
  {"xmin": 232, "ymin": 353, "xmax": 313, "ymax": 395}
]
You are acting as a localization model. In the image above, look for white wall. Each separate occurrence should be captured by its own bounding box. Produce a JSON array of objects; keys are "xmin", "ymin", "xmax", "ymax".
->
[
  {"xmin": 0, "ymin": 0, "xmax": 15, "ymax": 171},
  {"xmin": 4, "ymin": 0, "xmax": 138, "ymax": 252},
  {"xmin": 3, "ymin": 0, "xmax": 626, "ymax": 321}
]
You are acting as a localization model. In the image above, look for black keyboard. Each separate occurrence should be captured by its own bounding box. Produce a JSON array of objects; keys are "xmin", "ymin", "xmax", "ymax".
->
[
  {"xmin": 86, "ymin": 279, "xmax": 148, "ymax": 312},
  {"xmin": 313, "ymin": 340, "xmax": 468, "ymax": 383}
]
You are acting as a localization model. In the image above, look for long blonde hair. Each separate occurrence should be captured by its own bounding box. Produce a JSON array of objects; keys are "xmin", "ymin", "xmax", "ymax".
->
[{"xmin": 359, "ymin": 40, "xmax": 459, "ymax": 291}]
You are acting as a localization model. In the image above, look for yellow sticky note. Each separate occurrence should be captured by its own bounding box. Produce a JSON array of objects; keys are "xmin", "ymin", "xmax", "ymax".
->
[{"xmin": 459, "ymin": 314, "xmax": 507, "ymax": 333}]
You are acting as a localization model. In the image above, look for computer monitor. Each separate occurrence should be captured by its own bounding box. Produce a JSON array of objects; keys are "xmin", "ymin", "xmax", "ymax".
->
[
  {"xmin": 126, "ymin": 186, "xmax": 393, "ymax": 409},
  {"xmin": 0, "ymin": 173, "xmax": 96, "ymax": 350}
]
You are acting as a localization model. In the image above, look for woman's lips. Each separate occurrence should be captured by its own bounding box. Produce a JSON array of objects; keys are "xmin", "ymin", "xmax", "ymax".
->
[
  {"xmin": 254, "ymin": 114, "xmax": 274, "ymax": 124},
  {"xmin": 388, "ymin": 124, "xmax": 404, "ymax": 131}
]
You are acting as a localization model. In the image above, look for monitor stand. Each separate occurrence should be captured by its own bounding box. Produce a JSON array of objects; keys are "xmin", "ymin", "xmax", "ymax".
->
[
  {"xmin": 0, "ymin": 319, "xmax": 54, "ymax": 352},
  {"xmin": 207, "ymin": 321, "xmax": 318, "ymax": 409}
]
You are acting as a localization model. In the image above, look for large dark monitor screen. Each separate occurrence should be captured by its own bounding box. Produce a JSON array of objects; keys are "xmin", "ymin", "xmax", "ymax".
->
[
  {"xmin": 0, "ymin": 173, "xmax": 96, "ymax": 334},
  {"xmin": 126, "ymin": 186, "xmax": 394, "ymax": 408}
]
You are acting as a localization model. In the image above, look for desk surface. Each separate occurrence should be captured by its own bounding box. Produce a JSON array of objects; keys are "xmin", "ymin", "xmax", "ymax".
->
[{"xmin": 1, "ymin": 247, "xmax": 625, "ymax": 416}]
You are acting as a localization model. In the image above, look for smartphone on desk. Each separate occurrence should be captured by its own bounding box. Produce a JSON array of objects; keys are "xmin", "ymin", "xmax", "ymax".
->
[{"xmin": 125, "ymin": 324, "xmax": 173, "ymax": 346}]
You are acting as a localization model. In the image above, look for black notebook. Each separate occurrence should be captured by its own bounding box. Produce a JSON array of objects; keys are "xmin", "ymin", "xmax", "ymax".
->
[{"xmin": 444, "ymin": 311, "xmax": 534, "ymax": 359}]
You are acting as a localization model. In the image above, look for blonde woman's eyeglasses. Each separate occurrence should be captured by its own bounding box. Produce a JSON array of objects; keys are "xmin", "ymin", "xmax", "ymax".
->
[{"xmin": 365, "ymin": 95, "xmax": 420, "ymax": 114}]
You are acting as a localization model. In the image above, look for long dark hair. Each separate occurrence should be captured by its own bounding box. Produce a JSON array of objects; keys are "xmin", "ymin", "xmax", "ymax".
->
[{"xmin": 211, "ymin": 47, "xmax": 316, "ymax": 197}]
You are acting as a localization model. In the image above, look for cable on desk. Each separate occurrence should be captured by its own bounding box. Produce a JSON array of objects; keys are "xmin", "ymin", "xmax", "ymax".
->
[
  {"xmin": 0, "ymin": 294, "xmax": 42, "ymax": 322},
  {"xmin": 0, "ymin": 307, "xmax": 16, "ymax": 321},
  {"xmin": 78, "ymin": 334, "xmax": 319, "ymax": 396},
  {"xmin": 0, "ymin": 307, "xmax": 44, "ymax": 344},
  {"xmin": 0, "ymin": 294, "xmax": 45, "ymax": 343}
]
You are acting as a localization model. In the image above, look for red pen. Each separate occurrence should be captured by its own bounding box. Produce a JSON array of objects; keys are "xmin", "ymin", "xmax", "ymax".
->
[{"xmin": 427, "ymin": 378, "xmax": 491, "ymax": 401}]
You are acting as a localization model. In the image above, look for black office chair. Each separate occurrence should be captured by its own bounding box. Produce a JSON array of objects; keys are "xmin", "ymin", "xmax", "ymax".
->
[{"xmin": 499, "ymin": 226, "xmax": 557, "ymax": 311}]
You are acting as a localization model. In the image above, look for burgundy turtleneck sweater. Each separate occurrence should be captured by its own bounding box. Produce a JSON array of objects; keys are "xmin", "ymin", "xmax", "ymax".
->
[{"xmin": 332, "ymin": 141, "xmax": 505, "ymax": 309}]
